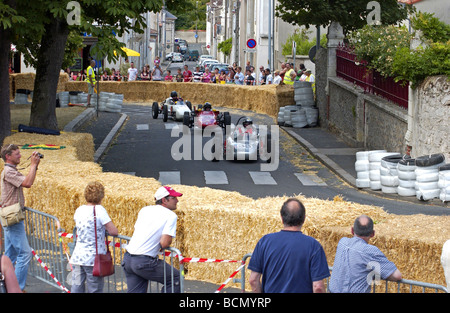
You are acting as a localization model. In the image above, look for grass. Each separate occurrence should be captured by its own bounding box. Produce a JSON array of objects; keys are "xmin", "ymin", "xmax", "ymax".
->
[{"xmin": 10, "ymin": 104, "xmax": 86, "ymax": 131}]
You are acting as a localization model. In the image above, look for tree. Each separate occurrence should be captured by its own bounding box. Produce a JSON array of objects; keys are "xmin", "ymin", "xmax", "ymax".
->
[
  {"xmin": 275, "ymin": 0, "xmax": 411, "ymax": 35},
  {"xmin": 2, "ymin": 0, "xmax": 195, "ymax": 143}
]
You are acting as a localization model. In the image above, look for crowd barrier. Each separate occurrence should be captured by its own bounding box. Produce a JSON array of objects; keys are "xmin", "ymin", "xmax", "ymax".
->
[
  {"xmin": 234, "ymin": 253, "xmax": 448, "ymax": 293},
  {"xmin": 24, "ymin": 207, "xmax": 184, "ymax": 293}
]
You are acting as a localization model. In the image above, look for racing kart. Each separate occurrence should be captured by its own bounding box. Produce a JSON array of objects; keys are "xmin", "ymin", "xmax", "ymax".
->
[
  {"xmin": 223, "ymin": 116, "xmax": 272, "ymax": 162},
  {"xmin": 182, "ymin": 103, "xmax": 231, "ymax": 129},
  {"xmin": 152, "ymin": 97, "xmax": 192, "ymax": 122}
]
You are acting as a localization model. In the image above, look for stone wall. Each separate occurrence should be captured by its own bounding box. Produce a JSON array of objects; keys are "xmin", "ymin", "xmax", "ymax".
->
[{"xmin": 411, "ymin": 75, "xmax": 450, "ymax": 161}]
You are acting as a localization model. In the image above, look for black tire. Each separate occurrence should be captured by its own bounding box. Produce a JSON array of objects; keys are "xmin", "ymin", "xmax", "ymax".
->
[
  {"xmin": 183, "ymin": 111, "xmax": 191, "ymax": 127},
  {"xmin": 152, "ymin": 102, "xmax": 159, "ymax": 119},
  {"xmin": 162, "ymin": 105, "xmax": 168, "ymax": 122},
  {"xmin": 439, "ymin": 163, "xmax": 450, "ymax": 171},
  {"xmin": 415, "ymin": 153, "xmax": 445, "ymax": 167},
  {"xmin": 224, "ymin": 112, "xmax": 231, "ymax": 126},
  {"xmin": 186, "ymin": 101, "xmax": 192, "ymax": 110},
  {"xmin": 398, "ymin": 158, "xmax": 415, "ymax": 166}
]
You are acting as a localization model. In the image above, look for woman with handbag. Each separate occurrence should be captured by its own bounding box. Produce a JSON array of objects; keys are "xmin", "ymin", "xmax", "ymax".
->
[{"xmin": 69, "ymin": 181, "xmax": 118, "ymax": 293}]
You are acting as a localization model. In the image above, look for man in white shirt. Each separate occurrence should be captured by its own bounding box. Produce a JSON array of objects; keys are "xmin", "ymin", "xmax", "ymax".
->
[
  {"xmin": 265, "ymin": 68, "xmax": 273, "ymax": 84},
  {"xmin": 122, "ymin": 186, "xmax": 183, "ymax": 293},
  {"xmin": 273, "ymin": 70, "xmax": 282, "ymax": 84},
  {"xmin": 127, "ymin": 62, "xmax": 138, "ymax": 81}
]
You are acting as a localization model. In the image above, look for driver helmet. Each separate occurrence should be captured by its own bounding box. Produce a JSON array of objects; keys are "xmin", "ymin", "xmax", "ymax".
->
[
  {"xmin": 203, "ymin": 102, "xmax": 212, "ymax": 111},
  {"xmin": 170, "ymin": 91, "xmax": 178, "ymax": 100},
  {"xmin": 243, "ymin": 117, "xmax": 253, "ymax": 128}
]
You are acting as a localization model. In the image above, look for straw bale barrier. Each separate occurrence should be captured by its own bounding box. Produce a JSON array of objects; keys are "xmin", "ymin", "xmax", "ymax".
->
[{"xmin": 1, "ymin": 132, "xmax": 449, "ymax": 290}]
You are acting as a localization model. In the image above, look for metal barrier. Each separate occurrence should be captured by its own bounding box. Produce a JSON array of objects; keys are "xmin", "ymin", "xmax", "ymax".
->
[
  {"xmin": 21, "ymin": 207, "xmax": 184, "ymax": 293},
  {"xmin": 235, "ymin": 253, "xmax": 448, "ymax": 293}
]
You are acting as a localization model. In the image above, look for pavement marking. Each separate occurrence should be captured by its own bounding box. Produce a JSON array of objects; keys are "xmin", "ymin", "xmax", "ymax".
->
[
  {"xmin": 136, "ymin": 124, "xmax": 149, "ymax": 131},
  {"xmin": 165, "ymin": 123, "xmax": 180, "ymax": 130},
  {"xmin": 204, "ymin": 171, "xmax": 228, "ymax": 185},
  {"xmin": 249, "ymin": 171, "xmax": 277, "ymax": 185},
  {"xmin": 158, "ymin": 171, "xmax": 181, "ymax": 185},
  {"xmin": 295, "ymin": 173, "xmax": 327, "ymax": 186}
]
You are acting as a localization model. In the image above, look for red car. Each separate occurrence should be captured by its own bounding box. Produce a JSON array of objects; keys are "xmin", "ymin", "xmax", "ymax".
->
[{"xmin": 183, "ymin": 103, "xmax": 231, "ymax": 129}]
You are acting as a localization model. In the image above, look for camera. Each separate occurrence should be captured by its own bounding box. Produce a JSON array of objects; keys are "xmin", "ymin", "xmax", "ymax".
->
[{"xmin": 37, "ymin": 153, "xmax": 44, "ymax": 159}]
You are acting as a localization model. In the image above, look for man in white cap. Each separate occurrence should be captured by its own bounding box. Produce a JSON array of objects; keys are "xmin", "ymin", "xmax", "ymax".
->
[{"xmin": 122, "ymin": 186, "xmax": 182, "ymax": 293}]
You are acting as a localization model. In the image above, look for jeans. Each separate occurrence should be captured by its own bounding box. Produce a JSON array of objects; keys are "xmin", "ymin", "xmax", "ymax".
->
[
  {"xmin": 122, "ymin": 252, "xmax": 180, "ymax": 293},
  {"xmin": 70, "ymin": 265, "xmax": 104, "ymax": 293},
  {"xmin": 4, "ymin": 221, "xmax": 32, "ymax": 291}
]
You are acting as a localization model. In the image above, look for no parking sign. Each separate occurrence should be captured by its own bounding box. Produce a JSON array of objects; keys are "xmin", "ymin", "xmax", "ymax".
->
[{"xmin": 246, "ymin": 38, "xmax": 256, "ymax": 49}]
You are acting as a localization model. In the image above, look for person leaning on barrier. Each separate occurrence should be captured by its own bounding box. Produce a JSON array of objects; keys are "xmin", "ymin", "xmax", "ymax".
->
[
  {"xmin": 69, "ymin": 181, "xmax": 118, "ymax": 293},
  {"xmin": 248, "ymin": 198, "xmax": 330, "ymax": 293},
  {"xmin": 122, "ymin": 186, "xmax": 182, "ymax": 293},
  {"xmin": 1, "ymin": 144, "xmax": 41, "ymax": 292},
  {"xmin": 328, "ymin": 215, "xmax": 402, "ymax": 293}
]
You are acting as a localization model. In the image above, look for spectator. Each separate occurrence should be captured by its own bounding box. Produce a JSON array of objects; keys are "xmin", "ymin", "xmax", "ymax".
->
[
  {"xmin": 273, "ymin": 70, "xmax": 282, "ymax": 84},
  {"xmin": 182, "ymin": 64, "xmax": 193, "ymax": 82},
  {"xmin": 248, "ymin": 198, "xmax": 330, "ymax": 293},
  {"xmin": 164, "ymin": 70, "xmax": 173, "ymax": 82},
  {"xmin": 441, "ymin": 239, "xmax": 450, "ymax": 292},
  {"xmin": 127, "ymin": 62, "xmax": 138, "ymax": 81},
  {"xmin": 152, "ymin": 63, "xmax": 162, "ymax": 81},
  {"xmin": 122, "ymin": 186, "xmax": 183, "ymax": 293},
  {"xmin": 227, "ymin": 66, "xmax": 236, "ymax": 83},
  {"xmin": 110, "ymin": 68, "xmax": 118, "ymax": 81},
  {"xmin": 101, "ymin": 70, "xmax": 110, "ymax": 81},
  {"xmin": 69, "ymin": 181, "xmax": 118, "ymax": 293},
  {"xmin": 192, "ymin": 66, "xmax": 202, "ymax": 83},
  {"xmin": 283, "ymin": 63, "xmax": 295, "ymax": 85},
  {"xmin": 218, "ymin": 70, "xmax": 227, "ymax": 84},
  {"xmin": 1, "ymin": 144, "xmax": 41, "ymax": 292},
  {"xmin": 140, "ymin": 66, "xmax": 150, "ymax": 81},
  {"xmin": 245, "ymin": 60, "xmax": 252, "ymax": 72},
  {"xmin": 244, "ymin": 69, "xmax": 255, "ymax": 85},
  {"xmin": 0, "ymin": 255, "xmax": 21, "ymax": 293},
  {"xmin": 328, "ymin": 215, "xmax": 402, "ymax": 293},
  {"xmin": 201, "ymin": 68, "xmax": 212, "ymax": 83},
  {"xmin": 212, "ymin": 68, "xmax": 220, "ymax": 83},
  {"xmin": 175, "ymin": 68, "xmax": 183, "ymax": 82},
  {"xmin": 265, "ymin": 68, "xmax": 273, "ymax": 84},
  {"xmin": 258, "ymin": 66, "xmax": 265, "ymax": 85},
  {"xmin": 154, "ymin": 56, "xmax": 160, "ymax": 67},
  {"xmin": 279, "ymin": 62, "xmax": 287, "ymax": 81},
  {"xmin": 234, "ymin": 67, "xmax": 245, "ymax": 85},
  {"xmin": 304, "ymin": 69, "xmax": 316, "ymax": 95}
]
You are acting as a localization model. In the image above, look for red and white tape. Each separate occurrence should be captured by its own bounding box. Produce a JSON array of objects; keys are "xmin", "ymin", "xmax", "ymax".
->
[
  {"xmin": 31, "ymin": 248, "xmax": 71, "ymax": 293},
  {"xmin": 215, "ymin": 262, "xmax": 246, "ymax": 293}
]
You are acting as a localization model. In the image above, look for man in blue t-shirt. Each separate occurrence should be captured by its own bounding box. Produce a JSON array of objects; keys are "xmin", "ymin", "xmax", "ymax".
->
[{"xmin": 248, "ymin": 198, "xmax": 330, "ymax": 293}]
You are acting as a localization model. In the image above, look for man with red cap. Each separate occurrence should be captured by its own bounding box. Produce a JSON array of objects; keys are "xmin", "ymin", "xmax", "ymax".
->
[{"xmin": 122, "ymin": 186, "xmax": 183, "ymax": 293}]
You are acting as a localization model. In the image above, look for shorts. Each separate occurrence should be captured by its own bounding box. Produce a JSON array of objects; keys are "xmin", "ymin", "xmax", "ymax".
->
[{"xmin": 88, "ymin": 83, "xmax": 96, "ymax": 95}]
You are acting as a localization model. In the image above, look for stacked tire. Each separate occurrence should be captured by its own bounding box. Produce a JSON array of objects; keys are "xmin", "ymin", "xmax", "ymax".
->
[
  {"xmin": 438, "ymin": 164, "xmax": 450, "ymax": 202},
  {"xmin": 415, "ymin": 153, "xmax": 445, "ymax": 201},
  {"xmin": 105, "ymin": 93, "xmax": 123, "ymax": 113},
  {"xmin": 369, "ymin": 151, "xmax": 400, "ymax": 190},
  {"xmin": 14, "ymin": 89, "xmax": 30, "ymax": 105},
  {"xmin": 355, "ymin": 151, "xmax": 370, "ymax": 188},
  {"xmin": 294, "ymin": 81, "xmax": 318, "ymax": 127},
  {"xmin": 380, "ymin": 155, "xmax": 405, "ymax": 194},
  {"xmin": 77, "ymin": 92, "xmax": 88, "ymax": 105},
  {"xmin": 397, "ymin": 158, "xmax": 417, "ymax": 197},
  {"xmin": 58, "ymin": 92, "xmax": 69, "ymax": 107},
  {"xmin": 277, "ymin": 107, "xmax": 285, "ymax": 126}
]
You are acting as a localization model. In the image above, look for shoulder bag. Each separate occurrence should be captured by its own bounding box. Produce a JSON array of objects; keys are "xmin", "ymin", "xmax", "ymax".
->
[
  {"xmin": 0, "ymin": 172, "xmax": 25, "ymax": 227},
  {"xmin": 92, "ymin": 206, "xmax": 115, "ymax": 277}
]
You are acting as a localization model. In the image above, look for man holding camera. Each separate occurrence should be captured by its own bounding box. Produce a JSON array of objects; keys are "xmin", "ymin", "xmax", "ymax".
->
[{"xmin": 1, "ymin": 144, "xmax": 41, "ymax": 292}]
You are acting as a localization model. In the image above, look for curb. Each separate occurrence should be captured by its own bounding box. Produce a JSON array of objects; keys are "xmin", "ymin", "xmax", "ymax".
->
[
  {"xmin": 94, "ymin": 113, "xmax": 128, "ymax": 163},
  {"xmin": 63, "ymin": 108, "xmax": 96, "ymax": 132},
  {"xmin": 281, "ymin": 126, "xmax": 357, "ymax": 187}
]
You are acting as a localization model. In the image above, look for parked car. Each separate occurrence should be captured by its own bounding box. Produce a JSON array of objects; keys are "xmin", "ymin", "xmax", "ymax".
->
[
  {"xmin": 208, "ymin": 63, "xmax": 230, "ymax": 75},
  {"xmin": 165, "ymin": 52, "xmax": 174, "ymax": 61},
  {"xmin": 187, "ymin": 50, "xmax": 199, "ymax": 61},
  {"xmin": 200, "ymin": 59, "xmax": 219, "ymax": 72},
  {"xmin": 197, "ymin": 55, "xmax": 214, "ymax": 66},
  {"xmin": 172, "ymin": 52, "xmax": 183, "ymax": 62}
]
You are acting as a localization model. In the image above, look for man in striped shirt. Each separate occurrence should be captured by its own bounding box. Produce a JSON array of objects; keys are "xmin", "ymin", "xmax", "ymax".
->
[{"xmin": 329, "ymin": 215, "xmax": 402, "ymax": 293}]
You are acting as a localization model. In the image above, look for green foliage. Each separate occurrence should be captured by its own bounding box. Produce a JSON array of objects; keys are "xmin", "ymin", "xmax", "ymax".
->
[
  {"xmin": 411, "ymin": 11, "xmax": 450, "ymax": 43},
  {"xmin": 348, "ymin": 12, "xmax": 450, "ymax": 88},
  {"xmin": 275, "ymin": 0, "xmax": 411, "ymax": 35},
  {"xmin": 218, "ymin": 37, "xmax": 232, "ymax": 56},
  {"xmin": 282, "ymin": 29, "xmax": 327, "ymax": 56},
  {"xmin": 170, "ymin": 0, "xmax": 207, "ymax": 30}
]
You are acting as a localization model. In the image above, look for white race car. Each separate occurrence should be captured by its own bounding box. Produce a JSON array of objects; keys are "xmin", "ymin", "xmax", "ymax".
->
[{"xmin": 152, "ymin": 91, "xmax": 192, "ymax": 122}]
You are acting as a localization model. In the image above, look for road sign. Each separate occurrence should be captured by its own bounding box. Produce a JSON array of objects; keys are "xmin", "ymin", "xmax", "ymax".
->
[
  {"xmin": 246, "ymin": 38, "xmax": 256, "ymax": 49},
  {"xmin": 207, "ymin": 44, "xmax": 210, "ymax": 49}
]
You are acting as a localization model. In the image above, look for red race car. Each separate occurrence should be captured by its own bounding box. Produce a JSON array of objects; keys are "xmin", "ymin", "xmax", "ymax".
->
[{"xmin": 183, "ymin": 102, "xmax": 231, "ymax": 129}]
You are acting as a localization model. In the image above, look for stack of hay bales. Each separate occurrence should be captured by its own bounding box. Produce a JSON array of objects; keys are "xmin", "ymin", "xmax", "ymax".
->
[{"xmin": 1, "ymin": 132, "xmax": 449, "ymax": 291}]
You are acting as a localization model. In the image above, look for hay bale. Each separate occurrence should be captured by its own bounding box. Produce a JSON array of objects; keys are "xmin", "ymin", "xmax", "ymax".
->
[{"xmin": 1, "ymin": 131, "xmax": 449, "ymax": 291}]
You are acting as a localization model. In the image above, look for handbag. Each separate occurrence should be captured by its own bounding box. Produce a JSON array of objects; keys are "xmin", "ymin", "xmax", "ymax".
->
[
  {"xmin": 0, "ymin": 172, "xmax": 25, "ymax": 227},
  {"xmin": 92, "ymin": 206, "xmax": 115, "ymax": 277}
]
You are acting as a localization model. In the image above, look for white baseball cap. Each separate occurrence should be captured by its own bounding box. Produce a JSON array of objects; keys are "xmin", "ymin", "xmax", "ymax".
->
[{"xmin": 154, "ymin": 186, "xmax": 183, "ymax": 201}]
